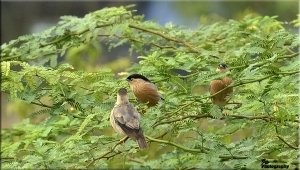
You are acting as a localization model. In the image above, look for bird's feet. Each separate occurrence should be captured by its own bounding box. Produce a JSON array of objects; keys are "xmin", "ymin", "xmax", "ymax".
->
[
  {"xmin": 223, "ymin": 112, "xmax": 230, "ymax": 116},
  {"xmin": 119, "ymin": 136, "xmax": 129, "ymax": 144},
  {"xmin": 220, "ymin": 107, "xmax": 230, "ymax": 116}
]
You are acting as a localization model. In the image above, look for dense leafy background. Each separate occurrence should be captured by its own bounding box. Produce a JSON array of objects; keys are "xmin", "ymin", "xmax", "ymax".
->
[{"xmin": 1, "ymin": 6, "xmax": 299, "ymax": 169}]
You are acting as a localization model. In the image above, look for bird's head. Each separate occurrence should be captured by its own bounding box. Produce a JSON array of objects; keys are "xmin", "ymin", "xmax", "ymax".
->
[
  {"xmin": 126, "ymin": 74, "xmax": 151, "ymax": 83},
  {"xmin": 118, "ymin": 88, "xmax": 128, "ymax": 96},
  {"xmin": 216, "ymin": 63, "xmax": 229, "ymax": 73}
]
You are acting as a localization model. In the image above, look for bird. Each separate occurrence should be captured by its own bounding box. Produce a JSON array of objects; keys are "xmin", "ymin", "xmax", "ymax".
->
[
  {"xmin": 110, "ymin": 88, "xmax": 147, "ymax": 149},
  {"xmin": 126, "ymin": 74, "xmax": 163, "ymax": 107},
  {"xmin": 209, "ymin": 63, "xmax": 233, "ymax": 108}
]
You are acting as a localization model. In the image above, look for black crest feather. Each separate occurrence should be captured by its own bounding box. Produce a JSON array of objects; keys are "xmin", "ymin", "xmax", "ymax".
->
[
  {"xmin": 126, "ymin": 74, "xmax": 151, "ymax": 82},
  {"xmin": 218, "ymin": 63, "xmax": 228, "ymax": 69}
]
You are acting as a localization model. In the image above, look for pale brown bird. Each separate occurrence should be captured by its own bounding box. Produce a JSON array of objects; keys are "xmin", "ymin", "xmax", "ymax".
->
[
  {"xmin": 126, "ymin": 74, "xmax": 163, "ymax": 107},
  {"xmin": 209, "ymin": 63, "xmax": 233, "ymax": 108},
  {"xmin": 110, "ymin": 88, "xmax": 147, "ymax": 149}
]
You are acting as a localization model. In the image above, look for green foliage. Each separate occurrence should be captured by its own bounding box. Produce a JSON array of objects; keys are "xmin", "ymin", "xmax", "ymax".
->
[{"xmin": 1, "ymin": 5, "xmax": 299, "ymax": 169}]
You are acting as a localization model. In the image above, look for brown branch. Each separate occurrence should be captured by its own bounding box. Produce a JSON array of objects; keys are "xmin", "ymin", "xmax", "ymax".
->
[
  {"xmin": 277, "ymin": 135, "xmax": 298, "ymax": 150},
  {"xmin": 275, "ymin": 70, "xmax": 300, "ymax": 75},
  {"xmin": 145, "ymin": 135, "xmax": 253, "ymax": 162},
  {"xmin": 145, "ymin": 135, "xmax": 209, "ymax": 153},
  {"xmin": 281, "ymin": 52, "xmax": 299, "ymax": 59},
  {"xmin": 180, "ymin": 52, "xmax": 299, "ymax": 78},
  {"xmin": 153, "ymin": 101, "xmax": 196, "ymax": 126},
  {"xmin": 98, "ymin": 33, "xmax": 177, "ymax": 50},
  {"xmin": 153, "ymin": 114, "xmax": 212, "ymax": 127},
  {"xmin": 31, "ymin": 101, "xmax": 53, "ymax": 108},
  {"xmin": 154, "ymin": 131, "xmax": 169, "ymax": 139},
  {"xmin": 1, "ymin": 23, "xmax": 114, "ymax": 61},
  {"xmin": 230, "ymin": 52, "xmax": 299, "ymax": 70},
  {"xmin": 129, "ymin": 24, "xmax": 181, "ymax": 43},
  {"xmin": 87, "ymin": 136, "xmax": 128, "ymax": 167},
  {"xmin": 274, "ymin": 125, "xmax": 298, "ymax": 150},
  {"xmin": 40, "ymin": 23, "xmax": 113, "ymax": 47},
  {"xmin": 224, "ymin": 114, "xmax": 299, "ymax": 124},
  {"xmin": 227, "ymin": 115, "xmax": 271, "ymax": 122},
  {"xmin": 101, "ymin": 151, "xmax": 123, "ymax": 160},
  {"xmin": 154, "ymin": 113, "xmax": 299, "ymax": 128},
  {"xmin": 219, "ymin": 155, "xmax": 248, "ymax": 161},
  {"xmin": 285, "ymin": 47, "xmax": 298, "ymax": 55},
  {"xmin": 127, "ymin": 157, "xmax": 145, "ymax": 164},
  {"xmin": 129, "ymin": 24, "xmax": 199, "ymax": 53}
]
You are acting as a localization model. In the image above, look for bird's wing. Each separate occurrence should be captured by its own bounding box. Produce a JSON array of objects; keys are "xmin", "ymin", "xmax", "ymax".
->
[
  {"xmin": 209, "ymin": 80, "xmax": 226, "ymax": 95},
  {"xmin": 222, "ymin": 77, "xmax": 233, "ymax": 87},
  {"xmin": 144, "ymin": 82, "xmax": 158, "ymax": 91},
  {"xmin": 143, "ymin": 82, "xmax": 163, "ymax": 98},
  {"xmin": 113, "ymin": 104, "xmax": 140, "ymax": 130}
]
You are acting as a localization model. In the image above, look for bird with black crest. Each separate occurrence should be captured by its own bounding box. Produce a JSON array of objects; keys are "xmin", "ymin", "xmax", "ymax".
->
[
  {"xmin": 126, "ymin": 74, "xmax": 163, "ymax": 107},
  {"xmin": 209, "ymin": 63, "xmax": 233, "ymax": 110}
]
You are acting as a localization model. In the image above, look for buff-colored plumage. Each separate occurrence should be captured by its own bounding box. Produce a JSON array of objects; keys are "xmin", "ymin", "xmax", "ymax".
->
[
  {"xmin": 126, "ymin": 74, "xmax": 163, "ymax": 107},
  {"xmin": 210, "ymin": 64, "xmax": 233, "ymax": 107},
  {"xmin": 210, "ymin": 77, "xmax": 233, "ymax": 106},
  {"xmin": 110, "ymin": 88, "xmax": 147, "ymax": 149},
  {"xmin": 130, "ymin": 79, "xmax": 161, "ymax": 107}
]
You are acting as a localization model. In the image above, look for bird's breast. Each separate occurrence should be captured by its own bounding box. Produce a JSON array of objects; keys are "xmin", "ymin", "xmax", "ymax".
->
[
  {"xmin": 131, "ymin": 83, "xmax": 160, "ymax": 106},
  {"xmin": 110, "ymin": 109, "xmax": 126, "ymax": 135},
  {"xmin": 210, "ymin": 77, "xmax": 233, "ymax": 106}
]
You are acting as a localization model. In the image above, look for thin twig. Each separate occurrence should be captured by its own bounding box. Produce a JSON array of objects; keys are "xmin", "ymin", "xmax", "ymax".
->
[
  {"xmin": 127, "ymin": 157, "xmax": 145, "ymax": 164},
  {"xmin": 274, "ymin": 125, "xmax": 298, "ymax": 150},
  {"xmin": 154, "ymin": 113, "xmax": 299, "ymax": 127},
  {"xmin": 87, "ymin": 136, "xmax": 129, "ymax": 167},
  {"xmin": 31, "ymin": 101, "xmax": 53, "ymax": 108},
  {"xmin": 219, "ymin": 155, "xmax": 248, "ymax": 161},
  {"xmin": 129, "ymin": 24, "xmax": 199, "ymax": 53},
  {"xmin": 153, "ymin": 114, "xmax": 212, "ymax": 127},
  {"xmin": 145, "ymin": 135, "xmax": 209, "ymax": 153}
]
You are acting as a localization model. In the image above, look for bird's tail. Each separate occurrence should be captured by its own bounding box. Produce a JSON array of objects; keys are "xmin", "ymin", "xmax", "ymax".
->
[{"xmin": 137, "ymin": 134, "xmax": 147, "ymax": 149}]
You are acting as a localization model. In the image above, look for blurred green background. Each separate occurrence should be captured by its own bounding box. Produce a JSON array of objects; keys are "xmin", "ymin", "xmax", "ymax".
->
[{"xmin": 1, "ymin": 1, "xmax": 299, "ymax": 128}]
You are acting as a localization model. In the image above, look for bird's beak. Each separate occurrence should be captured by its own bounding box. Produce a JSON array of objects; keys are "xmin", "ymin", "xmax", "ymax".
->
[
  {"xmin": 126, "ymin": 78, "xmax": 130, "ymax": 82},
  {"xmin": 216, "ymin": 68, "xmax": 221, "ymax": 72}
]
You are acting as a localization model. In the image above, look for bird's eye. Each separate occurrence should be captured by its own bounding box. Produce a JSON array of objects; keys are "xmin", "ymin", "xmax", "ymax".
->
[{"xmin": 219, "ymin": 64, "xmax": 227, "ymax": 69}]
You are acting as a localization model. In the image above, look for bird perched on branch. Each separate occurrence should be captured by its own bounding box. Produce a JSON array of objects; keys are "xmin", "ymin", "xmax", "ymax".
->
[
  {"xmin": 110, "ymin": 88, "xmax": 147, "ymax": 149},
  {"xmin": 209, "ymin": 63, "xmax": 233, "ymax": 108},
  {"xmin": 126, "ymin": 74, "xmax": 163, "ymax": 107}
]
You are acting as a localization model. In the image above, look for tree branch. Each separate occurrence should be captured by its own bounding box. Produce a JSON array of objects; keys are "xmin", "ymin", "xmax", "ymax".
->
[
  {"xmin": 31, "ymin": 101, "xmax": 53, "ymax": 108},
  {"xmin": 154, "ymin": 101, "xmax": 196, "ymax": 125},
  {"xmin": 218, "ymin": 155, "xmax": 248, "ymax": 161},
  {"xmin": 154, "ymin": 113, "xmax": 299, "ymax": 128},
  {"xmin": 40, "ymin": 23, "xmax": 114, "ymax": 47},
  {"xmin": 275, "ymin": 70, "xmax": 300, "ymax": 75},
  {"xmin": 87, "ymin": 136, "xmax": 129, "ymax": 167},
  {"xmin": 129, "ymin": 24, "xmax": 199, "ymax": 53},
  {"xmin": 274, "ymin": 125, "xmax": 298, "ymax": 150},
  {"xmin": 276, "ymin": 135, "xmax": 298, "ymax": 150},
  {"xmin": 145, "ymin": 136, "xmax": 251, "ymax": 162},
  {"xmin": 127, "ymin": 157, "xmax": 145, "ymax": 164},
  {"xmin": 145, "ymin": 135, "xmax": 209, "ymax": 153},
  {"xmin": 98, "ymin": 33, "xmax": 177, "ymax": 51},
  {"xmin": 230, "ymin": 52, "xmax": 299, "ymax": 70},
  {"xmin": 153, "ymin": 114, "xmax": 212, "ymax": 127}
]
